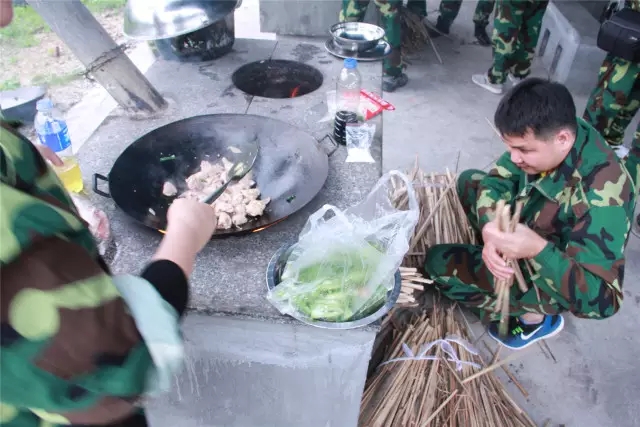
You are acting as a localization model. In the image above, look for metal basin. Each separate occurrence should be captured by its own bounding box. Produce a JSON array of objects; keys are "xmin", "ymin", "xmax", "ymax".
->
[
  {"xmin": 0, "ymin": 86, "xmax": 46, "ymax": 125},
  {"xmin": 266, "ymin": 244, "xmax": 401, "ymax": 329},
  {"xmin": 330, "ymin": 22, "xmax": 385, "ymax": 53},
  {"xmin": 124, "ymin": 0, "xmax": 240, "ymax": 41}
]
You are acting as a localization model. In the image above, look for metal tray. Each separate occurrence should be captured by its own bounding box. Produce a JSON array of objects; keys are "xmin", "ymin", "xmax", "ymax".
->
[{"xmin": 266, "ymin": 243, "xmax": 401, "ymax": 329}]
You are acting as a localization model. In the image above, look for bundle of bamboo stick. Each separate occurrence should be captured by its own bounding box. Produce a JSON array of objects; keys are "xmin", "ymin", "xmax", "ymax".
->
[
  {"xmin": 492, "ymin": 200, "xmax": 529, "ymax": 337},
  {"xmin": 400, "ymin": 8, "xmax": 430, "ymax": 55},
  {"xmin": 398, "ymin": 266, "xmax": 433, "ymax": 307},
  {"xmin": 359, "ymin": 304, "xmax": 536, "ymax": 427},
  {"xmin": 391, "ymin": 161, "xmax": 477, "ymax": 270}
]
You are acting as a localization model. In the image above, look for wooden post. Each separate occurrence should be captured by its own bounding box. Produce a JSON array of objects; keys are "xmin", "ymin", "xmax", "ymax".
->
[{"xmin": 26, "ymin": 0, "xmax": 167, "ymax": 114}]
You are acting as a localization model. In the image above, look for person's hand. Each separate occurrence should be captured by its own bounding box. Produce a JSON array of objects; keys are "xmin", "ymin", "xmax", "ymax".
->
[
  {"xmin": 483, "ymin": 221, "xmax": 548, "ymax": 261},
  {"xmin": 482, "ymin": 241, "xmax": 513, "ymax": 281},
  {"xmin": 165, "ymin": 198, "xmax": 217, "ymax": 252},
  {"xmin": 35, "ymin": 144, "xmax": 63, "ymax": 167}
]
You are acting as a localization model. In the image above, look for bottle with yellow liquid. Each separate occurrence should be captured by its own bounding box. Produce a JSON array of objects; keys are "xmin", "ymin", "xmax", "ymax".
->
[{"xmin": 34, "ymin": 98, "xmax": 83, "ymax": 193}]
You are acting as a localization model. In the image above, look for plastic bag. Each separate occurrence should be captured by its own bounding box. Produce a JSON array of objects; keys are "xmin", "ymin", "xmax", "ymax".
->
[
  {"xmin": 316, "ymin": 90, "xmax": 395, "ymax": 123},
  {"xmin": 346, "ymin": 122, "xmax": 376, "ymax": 163},
  {"xmin": 267, "ymin": 171, "xmax": 419, "ymax": 322},
  {"xmin": 70, "ymin": 194, "xmax": 116, "ymax": 262}
]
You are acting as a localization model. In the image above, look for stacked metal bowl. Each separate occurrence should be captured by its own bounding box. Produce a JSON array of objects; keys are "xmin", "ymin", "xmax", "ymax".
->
[{"xmin": 329, "ymin": 22, "xmax": 385, "ymax": 53}]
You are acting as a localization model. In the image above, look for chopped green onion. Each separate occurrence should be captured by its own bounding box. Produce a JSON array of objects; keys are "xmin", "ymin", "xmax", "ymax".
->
[
  {"xmin": 160, "ymin": 155, "xmax": 176, "ymax": 162},
  {"xmin": 286, "ymin": 195, "xmax": 296, "ymax": 203}
]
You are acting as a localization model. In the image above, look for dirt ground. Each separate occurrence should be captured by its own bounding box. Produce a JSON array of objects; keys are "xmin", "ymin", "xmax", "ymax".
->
[{"xmin": 0, "ymin": 9, "xmax": 137, "ymax": 113}]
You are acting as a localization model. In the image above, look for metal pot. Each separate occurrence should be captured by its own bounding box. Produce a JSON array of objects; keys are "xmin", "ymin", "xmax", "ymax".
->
[
  {"xmin": 124, "ymin": 0, "xmax": 240, "ymax": 41},
  {"xmin": 0, "ymin": 86, "xmax": 46, "ymax": 125},
  {"xmin": 153, "ymin": 11, "xmax": 235, "ymax": 62},
  {"xmin": 329, "ymin": 22, "xmax": 385, "ymax": 53},
  {"xmin": 93, "ymin": 114, "xmax": 336, "ymax": 237},
  {"xmin": 266, "ymin": 244, "xmax": 401, "ymax": 329}
]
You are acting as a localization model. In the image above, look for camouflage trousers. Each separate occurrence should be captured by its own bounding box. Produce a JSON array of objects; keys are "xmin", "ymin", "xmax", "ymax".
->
[
  {"xmin": 488, "ymin": 0, "xmax": 548, "ymax": 84},
  {"xmin": 582, "ymin": 54, "xmax": 640, "ymax": 149},
  {"xmin": 473, "ymin": 0, "xmax": 496, "ymax": 27},
  {"xmin": 582, "ymin": 54, "xmax": 640, "ymax": 188},
  {"xmin": 406, "ymin": 0, "xmax": 462, "ymax": 31},
  {"xmin": 340, "ymin": 0, "xmax": 402, "ymax": 76},
  {"xmin": 423, "ymin": 169, "xmax": 565, "ymax": 322}
]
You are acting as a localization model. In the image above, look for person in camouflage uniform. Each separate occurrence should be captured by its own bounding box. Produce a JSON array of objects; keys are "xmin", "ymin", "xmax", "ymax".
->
[
  {"xmin": 583, "ymin": 1, "xmax": 639, "ymax": 169},
  {"xmin": 472, "ymin": 0, "xmax": 549, "ymax": 95},
  {"xmin": 408, "ymin": 0, "xmax": 496, "ymax": 45},
  {"xmin": 472, "ymin": 0, "xmax": 496, "ymax": 46},
  {"xmin": 0, "ymin": 119, "xmax": 218, "ymax": 427},
  {"xmin": 0, "ymin": 5, "xmax": 219, "ymax": 424},
  {"xmin": 424, "ymin": 79, "xmax": 636, "ymax": 350},
  {"xmin": 340, "ymin": 0, "xmax": 409, "ymax": 92}
]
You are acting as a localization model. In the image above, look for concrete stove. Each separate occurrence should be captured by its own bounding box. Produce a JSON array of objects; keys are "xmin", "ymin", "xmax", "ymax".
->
[{"xmin": 79, "ymin": 37, "xmax": 385, "ymax": 427}]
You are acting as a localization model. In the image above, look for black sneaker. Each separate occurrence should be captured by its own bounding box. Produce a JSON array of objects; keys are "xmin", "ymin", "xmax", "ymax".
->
[
  {"xmin": 382, "ymin": 73, "xmax": 408, "ymax": 92},
  {"xmin": 474, "ymin": 23, "xmax": 491, "ymax": 46},
  {"xmin": 488, "ymin": 315, "xmax": 564, "ymax": 350}
]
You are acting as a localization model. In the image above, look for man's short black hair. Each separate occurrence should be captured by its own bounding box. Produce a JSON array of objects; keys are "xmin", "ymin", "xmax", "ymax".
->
[{"xmin": 494, "ymin": 78, "xmax": 577, "ymax": 140}]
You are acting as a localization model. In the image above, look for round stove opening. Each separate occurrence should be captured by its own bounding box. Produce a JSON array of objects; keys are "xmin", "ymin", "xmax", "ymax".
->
[{"xmin": 232, "ymin": 60, "xmax": 323, "ymax": 99}]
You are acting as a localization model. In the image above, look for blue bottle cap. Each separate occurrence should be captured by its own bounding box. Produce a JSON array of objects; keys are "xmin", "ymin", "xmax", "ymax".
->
[{"xmin": 344, "ymin": 58, "xmax": 357, "ymax": 69}]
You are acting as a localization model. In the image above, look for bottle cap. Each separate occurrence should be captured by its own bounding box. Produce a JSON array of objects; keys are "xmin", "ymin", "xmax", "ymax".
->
[
  {"xmin": 36, "ymin": 98, "xmax": 53, "ymax": 111},
  {"xmin": 344, "ymin": 58, "xmax": 357, "ymax": 69}
]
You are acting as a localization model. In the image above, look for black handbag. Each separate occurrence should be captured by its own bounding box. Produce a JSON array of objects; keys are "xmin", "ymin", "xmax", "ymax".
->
[{"xmin": 597, "ymin": 7, "xmax": 640, "ymax": 62}]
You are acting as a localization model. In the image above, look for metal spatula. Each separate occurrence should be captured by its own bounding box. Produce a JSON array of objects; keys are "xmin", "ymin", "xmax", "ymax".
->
[{"xmin": 201, "ymin": 147, "xmax": 258, "ymax": 205}]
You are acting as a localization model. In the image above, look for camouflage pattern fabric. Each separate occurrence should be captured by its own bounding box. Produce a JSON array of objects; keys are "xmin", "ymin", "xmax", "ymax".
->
[
  {"xmin": 473, "ymin": 0, "xmax": 496, "ymax": 27},
  {"xmin": 340, "ymin": 0, "xmax": 403, "ymax": 76},
  {"xmin": 582, "ymin": 54, "xmax": 639, "ymax": 147},
  {"xmin": 405, "ymin": 0, "xmax": 462, "ymax": 30},
  {"xmin": 0, "ymin": 123, "xmax": 151, "ymax": 426},
  {"xmin": 583, "ymin": 0, "xmax": 640, "ymax": 188},
  {"xmin": 424, "ymin": 118, "xmax": 636, "ymax": 322},
  {"xmin": 488, "ymin": 0, "xmax": 548, "ymax": 84},
  {"xmin": 435, "ymin": 0, "xmax": 463, "ymax": 29}
]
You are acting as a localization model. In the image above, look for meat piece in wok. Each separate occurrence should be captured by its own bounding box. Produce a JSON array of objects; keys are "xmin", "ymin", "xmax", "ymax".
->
[
  {"xmin": 173, "ymin": 158, "xmax": 270, "ymax": 230},
  {"xmin": 162, "ymin": 181, "xmax": 178, "ymax": 197}
]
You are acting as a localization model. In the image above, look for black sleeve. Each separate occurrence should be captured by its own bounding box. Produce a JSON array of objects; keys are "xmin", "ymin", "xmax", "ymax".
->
[{"xmin": 140, "ymin": 260, "xmax": 189, "ymax": 317}]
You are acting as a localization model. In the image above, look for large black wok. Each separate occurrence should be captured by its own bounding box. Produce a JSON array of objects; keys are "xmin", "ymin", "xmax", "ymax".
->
[{"xmin": 93, "ymin": 114, "xmax": 335, "ymax": 237}]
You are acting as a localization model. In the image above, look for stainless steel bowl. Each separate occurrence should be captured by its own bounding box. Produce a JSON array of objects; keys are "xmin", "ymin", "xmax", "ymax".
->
[
  {"xmin": 266, "ymin": 244, "xmax": 401, "ymax": 330},
  {"xmin": 330, "ymin": 22, "xmax": 385, "ymax": 53},
  {"xmin": 124, "ymin": 0, "xmax": 241, "ymax": 41}
]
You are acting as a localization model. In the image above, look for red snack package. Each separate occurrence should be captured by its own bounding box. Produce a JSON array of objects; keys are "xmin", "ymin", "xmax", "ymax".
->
[{"xmin": 359, "ymin": 89, "xmax": 395, "ymax": 121}]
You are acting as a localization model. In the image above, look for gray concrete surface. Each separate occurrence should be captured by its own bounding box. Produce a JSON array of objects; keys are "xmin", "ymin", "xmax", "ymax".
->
[
  {"xmin": 146, "ymin": 315, "xmax": 375, "ymax": 427},
  {"xmin": 383, "ymin": 2, "xmax": 640, "ymax": 426},
  {"xmin": 259, "ymin": 0, "xmax": 378, "ymax": 36},
  {"xmin": 78, "ymin": 37, "xmax": 384, "ymax": 427},
  {"xmin": 537, "ymin": 1, "xmax": 606, "ymax": 96},
  {"xmin": 80, "ymin": 38, "xmax": 383, "ymax": 320}
]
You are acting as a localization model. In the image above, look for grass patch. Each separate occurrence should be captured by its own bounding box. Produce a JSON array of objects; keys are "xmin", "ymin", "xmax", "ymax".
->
[
  {"xmin": 32, "ymin": 72, "xmax": 81, "ymax": 87},
  {"xmin": 0, "ymin": 78, "xmax": 21, "ymax": 91},
  {"xmin": 0, "ymin": 0, "xmax": 126, "ymax": 48}
]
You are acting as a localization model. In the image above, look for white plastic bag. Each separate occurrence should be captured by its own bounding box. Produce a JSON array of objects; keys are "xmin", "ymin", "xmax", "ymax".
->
[
  {"xmin": 267, "ymin": 171, "xmax": 419, "ymax": 322},
  {"xmin": 346, "ymin": 122, "xmax": 376, "ymax": 163}
]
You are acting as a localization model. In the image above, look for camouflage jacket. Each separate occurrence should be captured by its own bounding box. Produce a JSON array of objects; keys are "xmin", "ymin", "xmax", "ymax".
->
[
  {"xmin": 0, "ymin": 123, "xmax": 187, "ymax": 426},
  {"xmin": 476, "ymin": 118, "xmax": 636, "ymax": 319}
]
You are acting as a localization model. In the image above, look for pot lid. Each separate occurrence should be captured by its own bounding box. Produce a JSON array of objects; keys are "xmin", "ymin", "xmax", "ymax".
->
[{"xmin": 123, "ymin": 0, "xmax": 238, "ymax": 41}]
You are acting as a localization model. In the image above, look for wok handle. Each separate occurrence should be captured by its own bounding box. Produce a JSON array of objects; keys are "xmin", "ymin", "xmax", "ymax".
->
[
  {"xmin": 317, "ymin": 134, "xmax": 339, "ymax": 157},
  {"xmin": 92, "ymin": 173, "xmax": 111, "ymax": 198}
]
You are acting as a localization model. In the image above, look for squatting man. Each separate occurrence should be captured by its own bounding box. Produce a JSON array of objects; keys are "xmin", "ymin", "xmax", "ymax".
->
[{"xmin": 425, "ymin": 78, "xmax": 636, "ymax": 350}]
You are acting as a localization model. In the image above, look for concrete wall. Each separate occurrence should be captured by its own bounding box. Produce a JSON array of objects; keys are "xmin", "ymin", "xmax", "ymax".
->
[
  {"xmin": 146, "ymin": 314, "xmax": 376, "ymax": 427},
  {"xmin": 536, "ymin": 0, "xmax": 606, "ymax": 95},
  {"xmin": 259, "ymin": 0, "xmax": 378, "ymax": 37}
]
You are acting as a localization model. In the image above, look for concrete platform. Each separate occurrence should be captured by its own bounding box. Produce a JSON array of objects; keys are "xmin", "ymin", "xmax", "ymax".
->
[
  {"xmin": 382, "ymin": 1, "xmax": 640, "ymax": 426},
  {"xmin": 78, "ymin": 37, "xmax": 385, "ymax": 427}
]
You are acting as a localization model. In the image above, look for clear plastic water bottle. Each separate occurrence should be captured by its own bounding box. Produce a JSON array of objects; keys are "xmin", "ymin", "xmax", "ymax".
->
[
  {"xmin": 34, "ymin": 98, "xmax": 83, "ymax": 193},
  {"xmin": 336, "ymin": 58, "xmax": 362, "ymax": 114}
]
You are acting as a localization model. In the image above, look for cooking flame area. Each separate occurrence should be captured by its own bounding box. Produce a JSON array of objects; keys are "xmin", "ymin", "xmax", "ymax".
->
[{"xmin": 232, "ymin": 59, "xmax": 323, "ymax": 99}]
